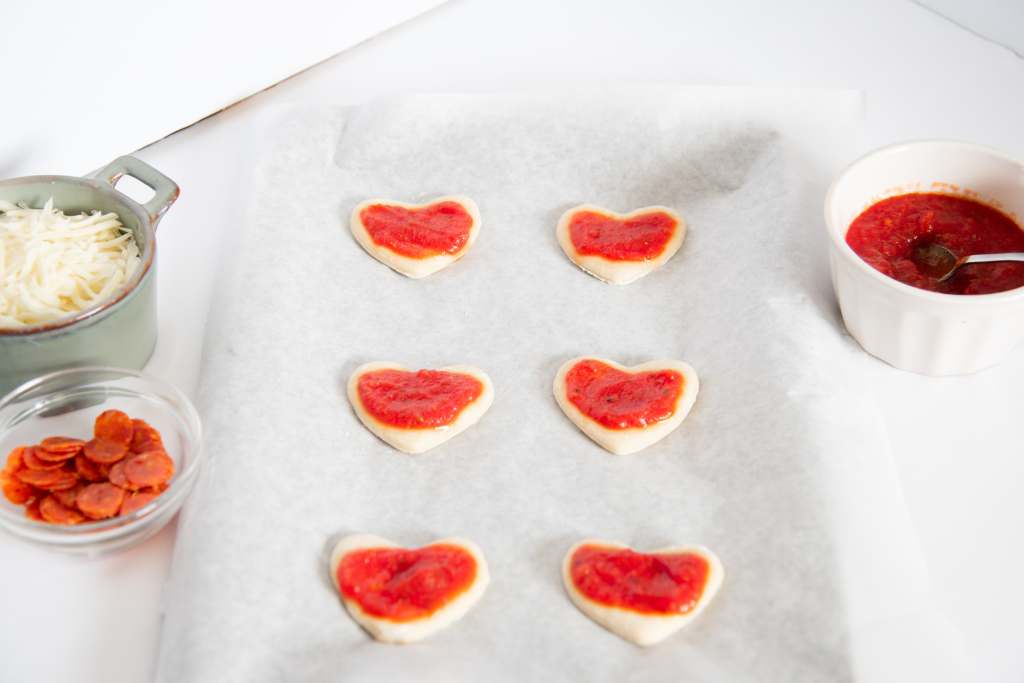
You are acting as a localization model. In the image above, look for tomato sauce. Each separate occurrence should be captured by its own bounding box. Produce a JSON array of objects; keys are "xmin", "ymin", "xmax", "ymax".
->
[
  {"xmin": 568, "ymin": 210, "xmax": 677, "ymax": 261},
  {"xmin": 360, "ymin": 201, "xmax": 473, "ymax": 259},
  {"xmin": 565, "ymin": 360, "xmax": 683, "ymax": 430},
  {"xmin": 569, "ymin": 544, "xmax": 710, "ymax": 614},
  {"xmin": 337, "ymin": 544, "xmax": 477, "ymax": 621},
  {"xmin": 357, "ymin": 369, "xmax": 483, "ymax": 429},
  {"xmin": 845, "ymin": 193, "xmax": 1024, "ymax": 294}
]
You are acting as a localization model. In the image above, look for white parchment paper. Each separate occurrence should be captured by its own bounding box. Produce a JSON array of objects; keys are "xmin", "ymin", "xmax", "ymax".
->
[{"xmin": 157, "ymin": 90, "xmax": 963, "ymax": 682}]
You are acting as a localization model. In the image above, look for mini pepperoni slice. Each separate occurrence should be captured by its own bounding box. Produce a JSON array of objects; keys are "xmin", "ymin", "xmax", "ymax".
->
[
  {"xmin": 74, "ymin": 453, "xmax": 104, "ymax": 482},
  {"xmin": 52, "ymin": 483, "xmax": 83, "ymax": 508},
  {"xmin": 107, "ymin": 459, "xmax": 136, "ymax": 491},
  {"xmin": 34, "ymin": 447, "xmax": 80, "ymax": 464},
  {"xmin": 22, "ymin": 446, "xmax": 64, "ymax": 471},
  {"xmin": 119, "ymin": 490, "xmax": 162, "ymax": 516},
  {"xmin": 3, "ymin": 446, "xmax": 25, "ymax": 474},
  {"xmin": 94, "ymin": 409, "xmax": 133, "ymax": 445},
  {"xmin": 39, "ymin": 495, "xmax": 85, "ymax": 525},
  {"xmin": 25, "ymin": 498, "xmax": 43, "ymax": 521},
  {"xmin": 48, "ymin": 472, "xmax": 80, "ymax": 492},
  {"xmin": 1, "ymin": 474, "xmax": 35, "ymax": 505},
  {"xmin": 132, "ymin": 437, "xmax": 163, "ymax": 455},
  {"xmin": 38, "ymin": 436, "xmax": 86, "ymax": 457},
  {"xmin": 83, "ymin": 438, "xmax": 128, "ymax": 464},
  {"xmin": 130, "ymin": 419, "xmax": 164, "ymax": 454},
  {"xmin": 124, "ymin": 450, "xmax": 175, "ymax": 489},
  {"xmin": 16, "ymin": 466, "xmax": 68, "ymax": 489},
  {"xmin": 34, "ymin": 447, "xmax": 78, "ymax": 463},
  {"xmin": 76, "ymin": 482, "xmax": 125, "ymax": 520},
  {"xmin": 16, "ymin": 468, "xmax": 79, "ymax": 491}
]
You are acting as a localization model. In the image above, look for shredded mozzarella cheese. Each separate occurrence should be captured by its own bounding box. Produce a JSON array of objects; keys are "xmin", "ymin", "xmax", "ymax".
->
[{"xmin": 0, "ymin": 198, "xmax": 140, "ymax": 328}]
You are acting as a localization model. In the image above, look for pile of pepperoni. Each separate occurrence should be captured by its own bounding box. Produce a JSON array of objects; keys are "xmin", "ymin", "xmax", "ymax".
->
[{"xmin": 0, "ymin": 410, "xmax": 175, "ymax": 525}]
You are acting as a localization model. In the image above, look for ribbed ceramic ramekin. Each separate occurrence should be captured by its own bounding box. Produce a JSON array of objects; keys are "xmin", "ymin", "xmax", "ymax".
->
[{"xmin": 825, "ymin": 140, "xmax": 1024, "ymax": 376}]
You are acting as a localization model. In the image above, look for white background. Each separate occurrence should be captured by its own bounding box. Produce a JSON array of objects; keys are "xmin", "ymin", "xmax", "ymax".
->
[{"xmin": 1, "ymin": 1, "xmax": 1022, "ymax": 681}]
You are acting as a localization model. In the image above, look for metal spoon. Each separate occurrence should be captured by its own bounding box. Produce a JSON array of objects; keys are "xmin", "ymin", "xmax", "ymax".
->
[{"xmin": 910, "ymin": 242, "xmax": 1024, "ymax": 282}]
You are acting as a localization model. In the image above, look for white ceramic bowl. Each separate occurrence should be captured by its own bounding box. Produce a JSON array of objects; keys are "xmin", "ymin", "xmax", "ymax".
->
[{"xmin": 825, "ymin": 140, "xmax": 1024, "ymax": 376}]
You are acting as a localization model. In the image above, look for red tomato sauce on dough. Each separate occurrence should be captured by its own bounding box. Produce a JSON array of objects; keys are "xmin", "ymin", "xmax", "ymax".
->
[
  {"xmin": 360, "ymin": 201, "xmax": 473, "ymax": 259},
  {"xmin": 357, "ymin": 369, "xmax": 483, "ymax": 429},
  {"xmin": 570, "ymin": 544, "xmax": 710, "ymax": 615},
  {"xmin": 568, "ymin": 210, "xmax": 677, "ymax": 261},
  {"xmin": 845, "ymin": 193, "xmax": 1024, "ymax": 294},
  {"xmin": 565, "ymin": 360, "xmax": 683, "ymax": 430},
  {"xmin": 337, "ymin": 544, "xmax": 477, "ymax": 621}
]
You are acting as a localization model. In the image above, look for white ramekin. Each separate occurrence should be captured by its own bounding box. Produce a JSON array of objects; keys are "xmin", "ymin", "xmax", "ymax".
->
[{"xmin": 825, "ymin": 140, "xmax": 1024, "ymax": 376}]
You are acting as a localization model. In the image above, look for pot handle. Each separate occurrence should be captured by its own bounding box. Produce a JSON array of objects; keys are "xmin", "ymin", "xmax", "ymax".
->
[{"xmin": 91, "ymin": 155, "xmax": 180, "ymax": 227}]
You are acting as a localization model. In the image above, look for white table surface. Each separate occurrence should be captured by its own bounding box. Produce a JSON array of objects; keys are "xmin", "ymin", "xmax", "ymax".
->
[
  {"xmin": 0, "ymin": 0, "xmax": 443, "ymax": 177},
  {"xmin": 3, "ymin": 2, "xmax": 1023, "ymax": 681}
]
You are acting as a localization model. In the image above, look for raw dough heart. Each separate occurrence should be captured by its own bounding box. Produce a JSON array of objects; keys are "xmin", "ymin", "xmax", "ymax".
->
[
  {"xmin": 553, "ymin": 357, "xmax": 699, "ymax": 455},
  {"xmin": 556, "ymin": 204, "xmax": 685, "ymax": 284},
  {"xmin": 347, "ymin": 362, "xmax": 494, "ymax": 454},
  {"xmin": 330, "ymin": 534, "xmax": 489, "ymax": 644},
  {"xmin": 350, "ymin": 196, "xmax": 481, "ymax": 278},
  {"xmin": 562, "ymin": 539, "xmax": 723, "ymax": 646}
]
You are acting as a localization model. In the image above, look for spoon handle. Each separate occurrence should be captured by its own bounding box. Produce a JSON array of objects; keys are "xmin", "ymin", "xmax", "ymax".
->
[{"xmin": 962, "ymin": 252, "xmax": 1024, "ymax": 266}]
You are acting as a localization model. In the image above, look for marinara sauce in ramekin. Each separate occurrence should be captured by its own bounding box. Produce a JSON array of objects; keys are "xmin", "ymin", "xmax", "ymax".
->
[{"xmin": 825, "ymin": 140, "xmax": 1024, "ymax": 376}]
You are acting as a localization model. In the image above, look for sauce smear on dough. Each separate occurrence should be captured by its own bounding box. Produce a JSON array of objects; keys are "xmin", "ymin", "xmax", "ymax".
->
[
  {"xmin": 360, "ymin": 201, "xmax": 473, "ymax": 258},
  {"xmin": 565, "ymin": 359, "xmax": 682, "ymax": 430},
  {"xmin": 568, "ymin": 210, "xmax": 677, "ymax": 261},
  {"xmin": 337, "ymin": 544, "xmax": 477, "ymax": 621},
  {"xmin": 357, "ymin": 369, "xmax": 483, "ymax": 429},
  {"xmin": 570, "ymin": 544, "xmax": 710, "ymax": 614}
]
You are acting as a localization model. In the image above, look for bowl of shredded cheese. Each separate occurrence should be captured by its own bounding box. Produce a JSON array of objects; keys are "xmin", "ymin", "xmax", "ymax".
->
[{"xmin": 0, "ymin": 156, "xmax": 178, "ymax": 394}]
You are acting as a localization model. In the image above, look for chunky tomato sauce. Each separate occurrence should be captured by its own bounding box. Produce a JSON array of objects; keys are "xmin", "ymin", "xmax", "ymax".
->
[
  {"xmin": 570, "ymin": 544, "xmax": 709, "ymax": 614},
  {"xmin": 360, "ymin": 201, "xmax": 473, "ymax": 259},
  {"xmin": 568, "ymin": 210, "xmax": 677, "ymax": 261},
  {"xmin": 565, "ymin": 360, "xmax": 683, "ymax": 430},
  {"xmin": 357, "ymin": 369, "xmax": 483, "ymax": 429},
  {"xmin": 337, "ymin": 544, "xmax": 477, "ymax": 621},
  {"xmin": 845, "ymin": 193, "xmax": 1024, "ymax": 294}
]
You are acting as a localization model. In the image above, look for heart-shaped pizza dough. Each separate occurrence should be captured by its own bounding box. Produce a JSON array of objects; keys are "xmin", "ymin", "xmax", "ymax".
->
[
  {"xmin": 347, "ymin": 362, "xmax": 494, "ymax": 454},
  {"xmin": 553, "ymin": 357, "xmax": 699, "ymax": 455},
  {"xmin": 330, "ymin": 534, "xmax": 489, "ymax": 644},
  {"xmin": 556, "ymin": 204, "xmax": 685, "ymax": 284},
  {"xmin": 350, "ymin": 196, "xmax": 481, "ymax": 278},
  {"xmin": 562, "ymin": 539, "xmax": 723, "ymax": 646}
]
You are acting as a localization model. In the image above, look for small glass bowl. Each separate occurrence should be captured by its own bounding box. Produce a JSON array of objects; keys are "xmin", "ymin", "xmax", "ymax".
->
[{"xmin": 0, "ymin": 366, "xmax": 202, "ymax": 555}]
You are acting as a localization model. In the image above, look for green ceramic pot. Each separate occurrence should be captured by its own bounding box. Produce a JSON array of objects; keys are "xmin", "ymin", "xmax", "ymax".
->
[{"xmin": 0, "ymin": 156, "xmax": 179, "ymax": 396}]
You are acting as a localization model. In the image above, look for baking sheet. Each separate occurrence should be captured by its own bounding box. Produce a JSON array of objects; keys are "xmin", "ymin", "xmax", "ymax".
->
[{"xmin": 157, "ymin": 90, "xmax": 961, "ymax": 682}]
